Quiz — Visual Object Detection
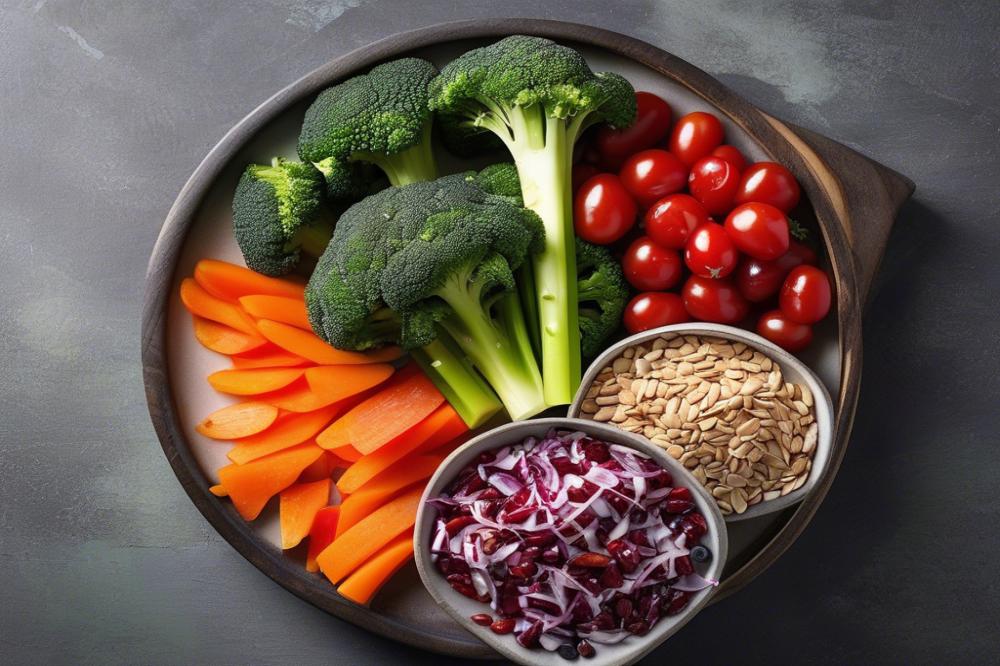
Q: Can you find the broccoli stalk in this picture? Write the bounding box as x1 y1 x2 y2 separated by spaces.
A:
430 36 636 406
410 336 502 428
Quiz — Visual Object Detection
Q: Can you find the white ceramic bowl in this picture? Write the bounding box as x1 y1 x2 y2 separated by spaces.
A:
567 324 834 522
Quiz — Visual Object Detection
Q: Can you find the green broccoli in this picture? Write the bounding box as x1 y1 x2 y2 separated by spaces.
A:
306 173 546 421
429 35 636 406
231 157 330 276
297 58 439 199
575 238 628 358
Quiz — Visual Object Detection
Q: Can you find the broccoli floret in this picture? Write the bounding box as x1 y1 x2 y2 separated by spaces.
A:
575 238 628 358
429 36 636 406
468 162 523 200
298 58 439 198
232 157 330 276
306 173 546 420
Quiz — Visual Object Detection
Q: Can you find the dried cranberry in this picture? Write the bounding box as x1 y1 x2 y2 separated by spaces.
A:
665 590 692 615
571 597 594 623
521 546 542 561
668 486 693 502
552 456 583 476
664 497 695 514
606 538 641 573
528 596 561 614
444 515 477 536
566 485 590 503
446 574 479 599
600 562 624 588
628 529 650 547
637 593 654 618
648 470 673 489
508 562 537 579
606 494 631 515
675 555 694 576
490 618 515 634
626 620 650 636
569 552 611 568
582 439 611 462
581 577 603 595
614 597 634 620
599 459 624 473
524 532 556 548
682 513 708 540
541 547 561 564
577 639 596 658
516 620 543 648
502 505 537 523
470 613 493 626
593 611 615 630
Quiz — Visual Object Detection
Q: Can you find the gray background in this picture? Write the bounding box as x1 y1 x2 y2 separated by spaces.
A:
2 0 998 664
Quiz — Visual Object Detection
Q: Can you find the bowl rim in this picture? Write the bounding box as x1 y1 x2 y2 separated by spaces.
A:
567 323 834 522
413 417 729 666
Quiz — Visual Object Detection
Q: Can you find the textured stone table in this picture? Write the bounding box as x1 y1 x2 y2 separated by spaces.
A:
2 1 997 663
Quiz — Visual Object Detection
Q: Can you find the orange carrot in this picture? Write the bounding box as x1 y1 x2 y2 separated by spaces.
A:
194 259 305 301
331 444 362 462
317 371 445 454
279 479 332 549
239 295 311 329
336 404 464 495
337 532 414 605
230 347 309 369
316 486 422 584
217 443 323 520
298 452 338 483
180 278 261 336
255 319 402 366
305 364 395 401
337 455 444 536
195 402 279 440
209 484 228 497
228 406 341 465
193 316 267 355
207 367 304 395
306 506 340 573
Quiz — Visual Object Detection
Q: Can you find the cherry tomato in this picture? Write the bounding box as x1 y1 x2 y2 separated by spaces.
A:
574 173 637 245
687 156 741 215
724 202 790 260
735 162 801 213
735 239 818 302
643 193 711 250
711 144 746 171
624 292 689 334
618 149 687 208
669 112 725 166
779 265 832 324
757 310 814 352
573 163 601 193
681 275 749 324
684 222 738 279
596 92 673 169
622 237 683 291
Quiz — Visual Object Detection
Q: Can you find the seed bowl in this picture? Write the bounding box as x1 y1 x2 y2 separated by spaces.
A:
413 417 728 666
568 324 834 522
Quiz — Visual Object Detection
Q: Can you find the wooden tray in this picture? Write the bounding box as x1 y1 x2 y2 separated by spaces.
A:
141 19 913 659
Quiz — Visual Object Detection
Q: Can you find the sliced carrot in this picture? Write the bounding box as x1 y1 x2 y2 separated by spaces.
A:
193 316 267 355
337 532 414 605
209 484 228 497
305 364 395 401
239 295 311 329
217 443 323 520
279 479 332 549
331 444 362 462
337 455 444 536
299 452 338 483
230 347 309 369
256 319 402 366
317 371 445 454
336 404 464 495
194 259 305 301
181 278 262 337
195 401 279 440
306 506 340 573
316 486 422 584
207 367 304 396
228 406 341 465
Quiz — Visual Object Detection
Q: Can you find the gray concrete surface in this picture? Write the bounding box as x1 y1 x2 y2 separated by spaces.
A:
2 1 998 664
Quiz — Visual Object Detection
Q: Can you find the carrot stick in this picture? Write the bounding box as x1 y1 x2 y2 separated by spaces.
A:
316 486 422 584
217 443 324 520
255 319 402 366
317 371 445 454
209 484 228 497
337 532 414 605
330 444 362 462
279 479 332 549
298 452 338 483
180 278 261 336
228 406 341 465
337 455 444 536
336 404 464 495
230 347 309 369
207 367 304 395
195 401 279 440
306 506 340 573
193 316 267 355
305 364 395 401
239 295 311 330
194 259 305 301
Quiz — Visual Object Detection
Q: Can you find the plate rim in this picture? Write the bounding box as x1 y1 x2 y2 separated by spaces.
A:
141 17 861 658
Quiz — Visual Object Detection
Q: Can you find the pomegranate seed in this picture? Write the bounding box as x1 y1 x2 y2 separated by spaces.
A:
607 494 630 514
682 513 708 540
569 552 611 568
527 597 561 614
614 597 634 620
664 498 695 514
571 598 594 623
668 486 693 501
516 620 543 648
593 611 615 630
626 620 650 636
628 529 650 547
524 532 556 548
577 639 596 658
508 562 537 579
470 613 493 626
490 618 515 634
600 562 624 588
675 555 694 576
606 538 641 573
665 590 692 615
582 440 611 462
444 515 476 536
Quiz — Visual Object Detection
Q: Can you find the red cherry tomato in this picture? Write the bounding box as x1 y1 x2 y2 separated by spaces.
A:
757 310 814 352
779 265 832 324
596 92 673 169
735 239 818 302
574 173 637 245
687 156 741 216
572 163 601 193
618 149 687 208
724 202 790 260
621 237 683 291
684 222 738 279
711 144 746 171
643 193 711 250
669 112 725 166
735 162 801 213
681 275 749 324
624 292 689 334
